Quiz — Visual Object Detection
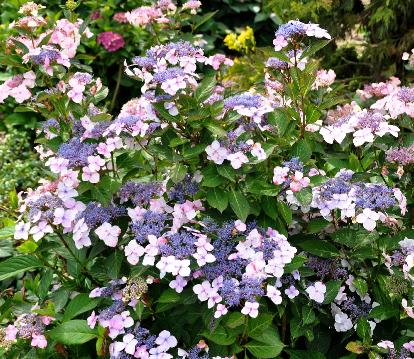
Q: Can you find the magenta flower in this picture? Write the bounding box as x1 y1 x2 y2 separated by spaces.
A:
96 31 125 52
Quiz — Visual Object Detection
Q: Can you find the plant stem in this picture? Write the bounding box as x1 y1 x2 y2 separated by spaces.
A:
110 63 123 112
53 227 100 286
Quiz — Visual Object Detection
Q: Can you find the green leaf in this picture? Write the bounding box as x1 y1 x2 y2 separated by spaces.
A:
224 312 245 329
207 188 228 213
205 121 227 137
195 73 216 101
202 326 236 345
294 187 313 206
217 165 236 182
277 202 292 225
90 176 121 206
94 87 109 103
0 226 15 240
194 11 218 30
284 255 307 273
302 306 316 325
298 240 340 258
268 109 291 136
322 280 342 304
38 269 53 300
353 278 368 297
248 313 273 337
49 320 97 345
286 350 326 359
300 39 331 59
157 289 181 303
229 190 250 221
245 340 284 358
307 218 330 233
369 305 399 321
356 317 371 342
261 197 278 220
249 327 281 345
171 163 188 183
63 294 100 321
0 255 42 281
291 140 312 163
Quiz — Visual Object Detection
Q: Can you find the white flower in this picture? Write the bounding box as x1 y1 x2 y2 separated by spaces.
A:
356 208 380 231
334 312 353 332
353 128 374 147
155 330 178 351
306 282 326 303
14 222 30 240
241 301 259 318
266 285 282 305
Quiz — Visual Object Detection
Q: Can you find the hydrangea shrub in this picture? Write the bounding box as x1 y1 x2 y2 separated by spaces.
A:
1 2 414 359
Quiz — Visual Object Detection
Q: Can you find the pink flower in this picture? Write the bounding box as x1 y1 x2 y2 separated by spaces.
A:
227 151 249 169
241 301 259 318
31 334 47 349
87 311 97 328
235 220 246 232
289 172 310 192
205 141 229 165
273 166 289 185
214 304 228 318
124 240 145 265
97 32 125 52
356 208 380 231
82 166 100 183
404 341 414 352
273 35 288 51
95 222 121 247
5 325 18 341
205 54 233 70
169 275 188 293
377 340 394 350
113 12 128 23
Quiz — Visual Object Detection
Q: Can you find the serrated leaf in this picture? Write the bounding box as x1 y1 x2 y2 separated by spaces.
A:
298 240 340 258
369 305 399 321
302 306 316 325
245 340 284 358
322 280 342 304
195 73 216 101
0 255 42 281
248 313 273 336
224 312 245 329
291 139 312 163
207 188 228 212
356 317 371 342
229 190 250 222
294 187 313 206
49 320 97 344
277 202 292 224
202 326 236 345
63 294 100 321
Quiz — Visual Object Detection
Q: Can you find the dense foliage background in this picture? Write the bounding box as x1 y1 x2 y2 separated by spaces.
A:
1 1 414 359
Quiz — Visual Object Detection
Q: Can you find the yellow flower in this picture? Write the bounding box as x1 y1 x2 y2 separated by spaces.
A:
224 27 256 54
